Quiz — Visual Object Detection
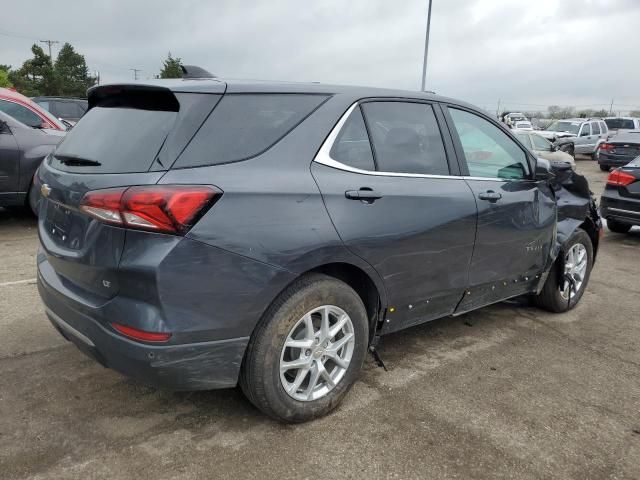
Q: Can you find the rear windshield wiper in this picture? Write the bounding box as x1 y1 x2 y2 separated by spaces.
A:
55 155 102 167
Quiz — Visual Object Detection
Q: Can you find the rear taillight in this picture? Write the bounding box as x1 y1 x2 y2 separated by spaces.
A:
111 322 171 342
599 143 614 152
606 169 636 187
80 185 221 234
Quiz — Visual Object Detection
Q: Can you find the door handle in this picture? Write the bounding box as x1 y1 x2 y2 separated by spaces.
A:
478 190 502 203
345 188 383 201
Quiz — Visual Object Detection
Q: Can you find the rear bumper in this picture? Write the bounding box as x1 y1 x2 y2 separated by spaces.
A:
600 195 640 226
598 152 636 168
38 265 249 391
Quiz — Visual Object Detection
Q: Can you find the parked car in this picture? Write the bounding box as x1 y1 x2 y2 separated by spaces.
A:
540 118 608 157
600 157 640 233
514 120 533 131
597 131 640 171
36 78 601 423
0 88 67 132
604 117 640 137
501 112 528 128
514 130 575 167
32 96 88 124
0 111 65 209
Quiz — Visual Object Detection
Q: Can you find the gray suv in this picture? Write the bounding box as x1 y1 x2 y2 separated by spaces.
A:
35 77 602 422
540 118 609 157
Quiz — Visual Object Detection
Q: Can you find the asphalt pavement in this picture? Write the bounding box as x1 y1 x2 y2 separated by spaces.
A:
1 159 638 480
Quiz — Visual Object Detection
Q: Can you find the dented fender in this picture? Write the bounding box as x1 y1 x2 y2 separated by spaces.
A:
544 165 601 284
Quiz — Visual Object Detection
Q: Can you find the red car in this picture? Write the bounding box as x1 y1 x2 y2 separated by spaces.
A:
0 87 67 131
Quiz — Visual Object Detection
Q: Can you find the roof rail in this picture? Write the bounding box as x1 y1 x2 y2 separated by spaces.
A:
180 65 216 79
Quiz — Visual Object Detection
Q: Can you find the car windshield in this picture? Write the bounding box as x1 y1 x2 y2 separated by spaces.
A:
627 156 640 167
605 118 635 130
547 121 580 134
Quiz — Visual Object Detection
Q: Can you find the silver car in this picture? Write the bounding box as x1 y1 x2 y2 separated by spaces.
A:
514 130 575 167
540 118 608 157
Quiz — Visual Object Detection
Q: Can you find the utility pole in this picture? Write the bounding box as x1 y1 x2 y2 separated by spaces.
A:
609 99 614 116
95 70 100 85
129 68 141 81
420 0 433 91
39 39 60 66
496 99 501 119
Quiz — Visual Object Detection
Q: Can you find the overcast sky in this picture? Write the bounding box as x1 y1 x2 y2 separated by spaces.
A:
2 0 639 113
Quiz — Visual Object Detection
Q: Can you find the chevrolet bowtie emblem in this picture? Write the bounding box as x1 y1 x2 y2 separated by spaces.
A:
41 184 51 198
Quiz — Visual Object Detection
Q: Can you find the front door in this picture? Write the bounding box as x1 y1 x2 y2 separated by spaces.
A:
574 122 594 154
312 100 477 332
445 106 557 313
0 125 19 201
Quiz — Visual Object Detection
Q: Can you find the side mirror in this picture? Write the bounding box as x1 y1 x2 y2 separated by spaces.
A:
0 120 10 134
535 158 555 180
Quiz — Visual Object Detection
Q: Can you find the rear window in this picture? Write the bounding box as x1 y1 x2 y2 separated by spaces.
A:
605 118 635 130
52 107 178 173
174 94 328 168
51 89 221 174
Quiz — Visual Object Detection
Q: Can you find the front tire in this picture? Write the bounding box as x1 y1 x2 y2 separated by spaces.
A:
535 229 593 312
240 274 368 423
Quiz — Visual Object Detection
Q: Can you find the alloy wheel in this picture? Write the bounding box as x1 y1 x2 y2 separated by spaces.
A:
279 305 355 401
559 243 588 300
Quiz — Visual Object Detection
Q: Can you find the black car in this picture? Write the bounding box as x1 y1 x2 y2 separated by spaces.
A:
600 157 640 233
32 96 88 124
0 111 65 209
35 77 601 422
597 131 640 171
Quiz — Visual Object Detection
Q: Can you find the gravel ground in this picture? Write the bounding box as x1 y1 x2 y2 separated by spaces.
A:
0 158 638 480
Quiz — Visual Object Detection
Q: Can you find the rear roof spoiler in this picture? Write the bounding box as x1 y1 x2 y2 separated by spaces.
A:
181 65 216 79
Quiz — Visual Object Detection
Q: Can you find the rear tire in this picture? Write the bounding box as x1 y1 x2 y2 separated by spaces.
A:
240 273 368 423
535 229 593 313
599 165 610 172
607 219 631 233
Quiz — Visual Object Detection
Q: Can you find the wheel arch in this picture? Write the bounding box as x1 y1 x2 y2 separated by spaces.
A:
306 262 385 338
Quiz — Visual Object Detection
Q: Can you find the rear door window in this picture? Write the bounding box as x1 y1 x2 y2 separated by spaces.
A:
591 122 601 135
532 134 551 151
448 108 530 180
175 94 328 168
329 107 375 171
515 133 532 149
360 101 449 175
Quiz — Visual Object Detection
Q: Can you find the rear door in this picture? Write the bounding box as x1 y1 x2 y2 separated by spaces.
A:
444 106 556 312
312 99 477 332
37 85 224 299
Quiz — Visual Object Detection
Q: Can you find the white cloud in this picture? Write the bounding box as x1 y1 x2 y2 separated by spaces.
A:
2 0 639 113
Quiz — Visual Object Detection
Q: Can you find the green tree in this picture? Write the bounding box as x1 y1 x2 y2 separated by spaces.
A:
159 52 182 79
0 69 12 88
8 44 57 96
54 43 96 97
629 110 640 118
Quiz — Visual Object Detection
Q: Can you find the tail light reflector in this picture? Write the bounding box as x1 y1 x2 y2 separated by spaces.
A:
111 322 171 342
80 185 221 234
606 169 636 187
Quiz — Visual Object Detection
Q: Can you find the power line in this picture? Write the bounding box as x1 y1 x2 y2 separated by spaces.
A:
0 28 144 74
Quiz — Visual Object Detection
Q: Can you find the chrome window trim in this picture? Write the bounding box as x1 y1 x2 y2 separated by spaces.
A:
313 101 513 182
